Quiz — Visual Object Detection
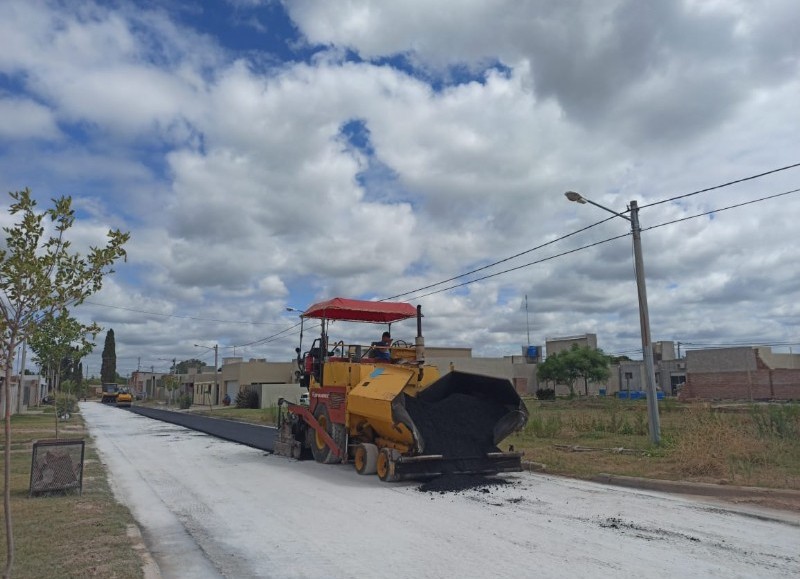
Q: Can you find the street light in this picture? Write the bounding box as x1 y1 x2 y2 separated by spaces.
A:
565 191 661 445
194 343 219 406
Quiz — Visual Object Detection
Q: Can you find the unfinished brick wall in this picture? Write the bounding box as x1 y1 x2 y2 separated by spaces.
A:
682 371 772 400
682 365 800 401
771 369 800 400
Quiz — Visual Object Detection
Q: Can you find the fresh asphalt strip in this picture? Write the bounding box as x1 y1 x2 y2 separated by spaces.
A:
128 406 277 452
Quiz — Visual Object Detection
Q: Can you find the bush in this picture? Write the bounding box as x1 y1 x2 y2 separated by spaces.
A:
55 393 77 417
177 394 192 409
236 388 260 409
535 388 555 400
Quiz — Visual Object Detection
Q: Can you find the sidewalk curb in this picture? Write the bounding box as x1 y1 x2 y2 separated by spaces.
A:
520 460 800 502
590 472 800 501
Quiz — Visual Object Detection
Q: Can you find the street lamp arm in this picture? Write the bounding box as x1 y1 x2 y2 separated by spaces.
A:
564 192 630 222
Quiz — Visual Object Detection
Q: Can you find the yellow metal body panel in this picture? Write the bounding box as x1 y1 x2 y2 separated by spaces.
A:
314 358 442 453
347 364 417 449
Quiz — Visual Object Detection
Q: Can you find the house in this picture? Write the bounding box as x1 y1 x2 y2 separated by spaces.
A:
0 374 48 415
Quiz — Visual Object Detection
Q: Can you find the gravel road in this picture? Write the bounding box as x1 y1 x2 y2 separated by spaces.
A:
82 402 800 579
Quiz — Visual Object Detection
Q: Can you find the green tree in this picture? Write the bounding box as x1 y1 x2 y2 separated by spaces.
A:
537 350 579 395
175 358 205 374
0 188 127 577
564 344 612 396
162 374 180 405
100 328 116 384
537 345 611 396
29 309 98 394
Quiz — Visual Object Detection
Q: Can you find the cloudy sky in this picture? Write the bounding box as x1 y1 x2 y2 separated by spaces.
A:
2 0 799 378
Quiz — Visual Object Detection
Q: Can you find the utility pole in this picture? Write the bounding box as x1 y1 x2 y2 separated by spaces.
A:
525 294 531 347
565 192 661 445
629 201 661 444
17 341 27 414
213 345 219 406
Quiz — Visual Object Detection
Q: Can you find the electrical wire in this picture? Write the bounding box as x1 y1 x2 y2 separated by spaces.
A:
643 187 800 231
639 162 800 209
400 232 631 301
389 185 800 302
82 168 800 359
225 183 800 348
156 180 800 354
383 214 619 301
82 300 286 326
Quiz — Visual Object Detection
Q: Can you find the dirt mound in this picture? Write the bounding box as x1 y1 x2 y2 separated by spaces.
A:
418 474 510 493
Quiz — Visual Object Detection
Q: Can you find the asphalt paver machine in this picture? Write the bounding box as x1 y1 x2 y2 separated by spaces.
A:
275 298 528 481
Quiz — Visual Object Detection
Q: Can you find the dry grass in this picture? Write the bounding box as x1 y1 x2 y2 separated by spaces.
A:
510 397 800 489
0 410 144 579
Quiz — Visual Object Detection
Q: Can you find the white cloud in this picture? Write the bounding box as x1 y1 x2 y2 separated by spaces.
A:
0 97 60 139
0 0 799 377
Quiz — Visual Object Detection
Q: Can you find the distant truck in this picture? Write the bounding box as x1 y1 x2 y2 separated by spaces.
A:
100 383 119 404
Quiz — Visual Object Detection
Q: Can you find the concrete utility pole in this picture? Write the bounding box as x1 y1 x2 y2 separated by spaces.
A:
565 192 661 445
17 341 27 414
629 201 661 444
194 343 220 406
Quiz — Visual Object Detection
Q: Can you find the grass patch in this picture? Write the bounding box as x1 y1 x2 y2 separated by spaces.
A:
0 412 143 579
510 398 800 489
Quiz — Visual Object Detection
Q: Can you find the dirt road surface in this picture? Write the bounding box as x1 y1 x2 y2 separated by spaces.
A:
81 402 800 579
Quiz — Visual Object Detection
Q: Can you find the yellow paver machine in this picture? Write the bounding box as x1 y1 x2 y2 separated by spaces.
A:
274 298 528 481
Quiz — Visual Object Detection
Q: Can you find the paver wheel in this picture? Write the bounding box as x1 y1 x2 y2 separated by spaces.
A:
354 443 379 475
377 447 399 482
309 404 346 464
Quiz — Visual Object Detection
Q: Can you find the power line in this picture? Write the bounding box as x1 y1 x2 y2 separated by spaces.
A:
229 184 800 348
383 214 619 301
193 179 800 351
640 162 800 209
393 185 800 302
402 232 631 301
229 319 323 349
644 187 800 232
82 300 286 326
384 163 800 303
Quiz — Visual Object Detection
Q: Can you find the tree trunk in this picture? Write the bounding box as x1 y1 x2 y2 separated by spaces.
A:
4 340 17 578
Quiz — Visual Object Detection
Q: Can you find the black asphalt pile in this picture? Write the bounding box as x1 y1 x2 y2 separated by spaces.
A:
418 474 510 494
403 392 508 457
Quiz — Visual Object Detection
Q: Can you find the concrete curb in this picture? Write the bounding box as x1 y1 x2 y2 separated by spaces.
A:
520 460 800 503
591 472 800 501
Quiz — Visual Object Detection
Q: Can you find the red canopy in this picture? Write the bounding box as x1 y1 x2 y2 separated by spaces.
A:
301 298 417 323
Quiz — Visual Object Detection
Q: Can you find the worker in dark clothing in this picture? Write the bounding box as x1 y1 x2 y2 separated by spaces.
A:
374 331 392 360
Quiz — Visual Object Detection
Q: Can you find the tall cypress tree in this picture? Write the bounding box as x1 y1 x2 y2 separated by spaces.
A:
100 329 116 384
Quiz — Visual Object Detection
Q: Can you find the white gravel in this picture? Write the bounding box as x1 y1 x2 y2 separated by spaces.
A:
81 402 800 579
